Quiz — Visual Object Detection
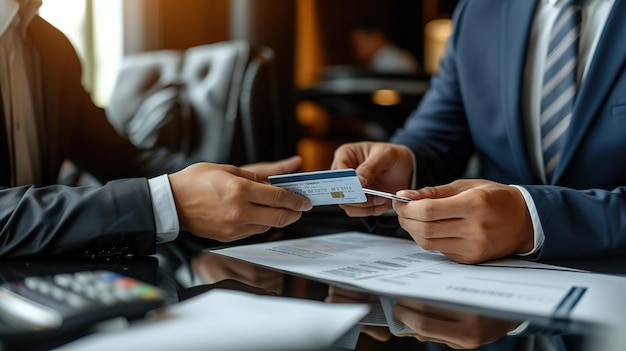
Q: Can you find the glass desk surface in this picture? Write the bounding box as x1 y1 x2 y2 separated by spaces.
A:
0 211 624 351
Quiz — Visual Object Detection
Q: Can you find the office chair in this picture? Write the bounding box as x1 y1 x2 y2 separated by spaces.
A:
105 40 268 165
106 50 183 151
238 46 282 164
61 40 283 186
179 40 250 164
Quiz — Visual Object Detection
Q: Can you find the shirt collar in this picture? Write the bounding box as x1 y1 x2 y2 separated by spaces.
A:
0 0 42 38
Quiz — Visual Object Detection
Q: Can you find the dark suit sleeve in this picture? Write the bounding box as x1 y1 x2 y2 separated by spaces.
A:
521 185 626 260
0 178 157 258
388 1 626 261
389 0 474 188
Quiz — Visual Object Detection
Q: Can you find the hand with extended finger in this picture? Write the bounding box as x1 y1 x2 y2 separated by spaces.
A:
392 179 534 264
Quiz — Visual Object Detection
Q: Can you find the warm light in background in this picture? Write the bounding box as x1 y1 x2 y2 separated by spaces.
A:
39 1 87 67
371 89 401 106
424 18 452 75
40 0 123 107
296 101 330 136
294 0 325 88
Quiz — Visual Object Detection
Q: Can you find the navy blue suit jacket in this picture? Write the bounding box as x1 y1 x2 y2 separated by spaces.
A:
391 0 626 260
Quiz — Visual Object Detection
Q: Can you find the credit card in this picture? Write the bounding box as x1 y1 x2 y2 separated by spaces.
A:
268 169 367 206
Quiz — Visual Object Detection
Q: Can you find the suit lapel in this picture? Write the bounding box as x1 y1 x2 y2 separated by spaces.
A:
501 0 539 182
27 17 54 184
553 1 626 182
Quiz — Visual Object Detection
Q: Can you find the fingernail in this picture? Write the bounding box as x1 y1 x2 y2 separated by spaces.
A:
301 202 313 211
396 190 412 198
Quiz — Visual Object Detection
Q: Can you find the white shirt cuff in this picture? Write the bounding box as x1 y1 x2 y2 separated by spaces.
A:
148 174 180 244
509 185 545 256
507 320 531 336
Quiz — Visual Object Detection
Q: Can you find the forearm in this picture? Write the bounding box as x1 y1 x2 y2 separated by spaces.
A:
521 185 626 260
0 179 157 258
68 109 191 181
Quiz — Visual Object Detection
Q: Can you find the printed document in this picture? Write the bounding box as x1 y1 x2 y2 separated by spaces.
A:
211 232 626 325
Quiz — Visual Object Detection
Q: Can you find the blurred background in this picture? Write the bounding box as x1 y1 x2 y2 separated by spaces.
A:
41 0 458 172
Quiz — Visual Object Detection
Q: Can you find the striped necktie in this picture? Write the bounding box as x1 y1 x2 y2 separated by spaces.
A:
540 0 583 179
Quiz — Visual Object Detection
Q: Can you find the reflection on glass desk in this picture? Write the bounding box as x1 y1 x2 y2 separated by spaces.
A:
0 212 625 350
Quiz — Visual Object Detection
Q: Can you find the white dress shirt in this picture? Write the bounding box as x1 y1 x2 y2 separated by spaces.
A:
521 0 614 184
0 0 42 186
515 0 615 255
149 175 180 243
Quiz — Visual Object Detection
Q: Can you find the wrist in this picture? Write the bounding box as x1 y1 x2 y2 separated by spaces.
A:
509 185 545 257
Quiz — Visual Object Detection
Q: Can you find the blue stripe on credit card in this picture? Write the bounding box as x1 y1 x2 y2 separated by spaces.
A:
268 169 358 184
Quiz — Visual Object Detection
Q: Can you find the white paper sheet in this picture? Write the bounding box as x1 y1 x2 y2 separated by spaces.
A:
211 231 626 325
55 289 369 351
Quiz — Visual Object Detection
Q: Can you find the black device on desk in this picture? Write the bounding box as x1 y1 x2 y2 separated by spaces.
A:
0 270 167 349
